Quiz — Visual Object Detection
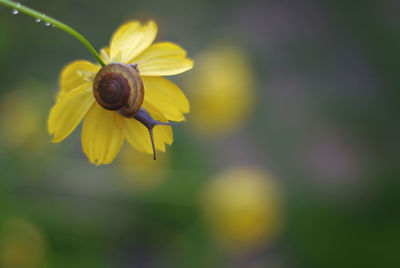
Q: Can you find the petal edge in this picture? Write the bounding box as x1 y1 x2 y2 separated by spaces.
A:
48 83 94 143
110 21 158 63
81 103 124 165
133 42 194 76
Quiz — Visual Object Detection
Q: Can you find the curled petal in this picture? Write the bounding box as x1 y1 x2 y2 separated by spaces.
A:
110 21 157 63
82 103 124 165
132 42 194 76
58 60 99 100
48 83 94 143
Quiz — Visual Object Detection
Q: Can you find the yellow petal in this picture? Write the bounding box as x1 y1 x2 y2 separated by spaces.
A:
116 113 168 155
58 60 99 100
141 76 189 122
143 97 184 123
110 21 157 63
48 83 94 143
81 103 124 165
142 76 190 114
100 47 110 64
132 42 194 76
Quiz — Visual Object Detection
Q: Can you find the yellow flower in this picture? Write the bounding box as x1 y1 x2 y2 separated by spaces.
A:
117 145 169 192
185 44 255 137
0 218 47 268
201 167 282 251
0 82 49 153
48 21 193 165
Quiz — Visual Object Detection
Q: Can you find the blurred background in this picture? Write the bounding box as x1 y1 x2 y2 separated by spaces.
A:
0 0 399 267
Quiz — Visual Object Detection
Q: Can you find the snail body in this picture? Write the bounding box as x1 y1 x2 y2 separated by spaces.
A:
92 63 180 160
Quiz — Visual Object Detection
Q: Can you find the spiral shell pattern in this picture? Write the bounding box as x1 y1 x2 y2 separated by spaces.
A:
93 63 144 117
97 72 129 110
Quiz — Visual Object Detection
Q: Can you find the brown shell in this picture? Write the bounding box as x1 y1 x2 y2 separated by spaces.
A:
93 63 144 117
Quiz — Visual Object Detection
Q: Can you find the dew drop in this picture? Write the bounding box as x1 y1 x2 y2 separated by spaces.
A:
16 3 21 7
35 18 41 23
12 9 19 15
51 24 55 28
45 22 50 26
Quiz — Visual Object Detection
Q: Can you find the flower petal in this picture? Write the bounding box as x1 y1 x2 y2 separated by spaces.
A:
142 101 173 145
143 97 184 123
48 83 94 143
100 47 111 64
110 21 157 63
58 60 99 100
141 79 186 122
142 76 190 114
132 42 194 76
116 113 168 155
81 103 124 165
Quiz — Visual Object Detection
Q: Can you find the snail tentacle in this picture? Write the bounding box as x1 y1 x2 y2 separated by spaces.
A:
133 107 182 160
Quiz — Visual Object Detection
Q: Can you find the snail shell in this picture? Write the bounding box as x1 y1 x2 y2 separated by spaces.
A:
93 63 144 117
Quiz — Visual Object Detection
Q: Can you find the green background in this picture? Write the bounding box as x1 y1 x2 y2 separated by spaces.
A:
0 0 399 267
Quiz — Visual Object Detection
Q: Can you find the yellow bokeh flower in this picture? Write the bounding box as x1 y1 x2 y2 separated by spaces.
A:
0 218 47 268
48 21 193 165
0 83 49 153
117 145 169 192
201 167 282 251
185 44 255 137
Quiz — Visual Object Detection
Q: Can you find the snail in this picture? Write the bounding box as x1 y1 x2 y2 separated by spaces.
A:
93 63 181 160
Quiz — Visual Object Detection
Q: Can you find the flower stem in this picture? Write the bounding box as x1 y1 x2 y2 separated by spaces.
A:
0 0 106 67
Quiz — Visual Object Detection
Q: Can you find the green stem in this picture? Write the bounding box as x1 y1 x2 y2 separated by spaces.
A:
0 0 106 67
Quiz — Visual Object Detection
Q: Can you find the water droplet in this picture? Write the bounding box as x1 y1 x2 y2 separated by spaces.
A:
51 25 55 28
12 9 19 15
45 22 50 26
16 3 21 7
35 18 41 23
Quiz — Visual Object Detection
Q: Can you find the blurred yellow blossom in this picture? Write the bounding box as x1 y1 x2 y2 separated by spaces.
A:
201 167 282 251
185 44 255 137
0 218 47 268
0 82 49 152
117 145 170 192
